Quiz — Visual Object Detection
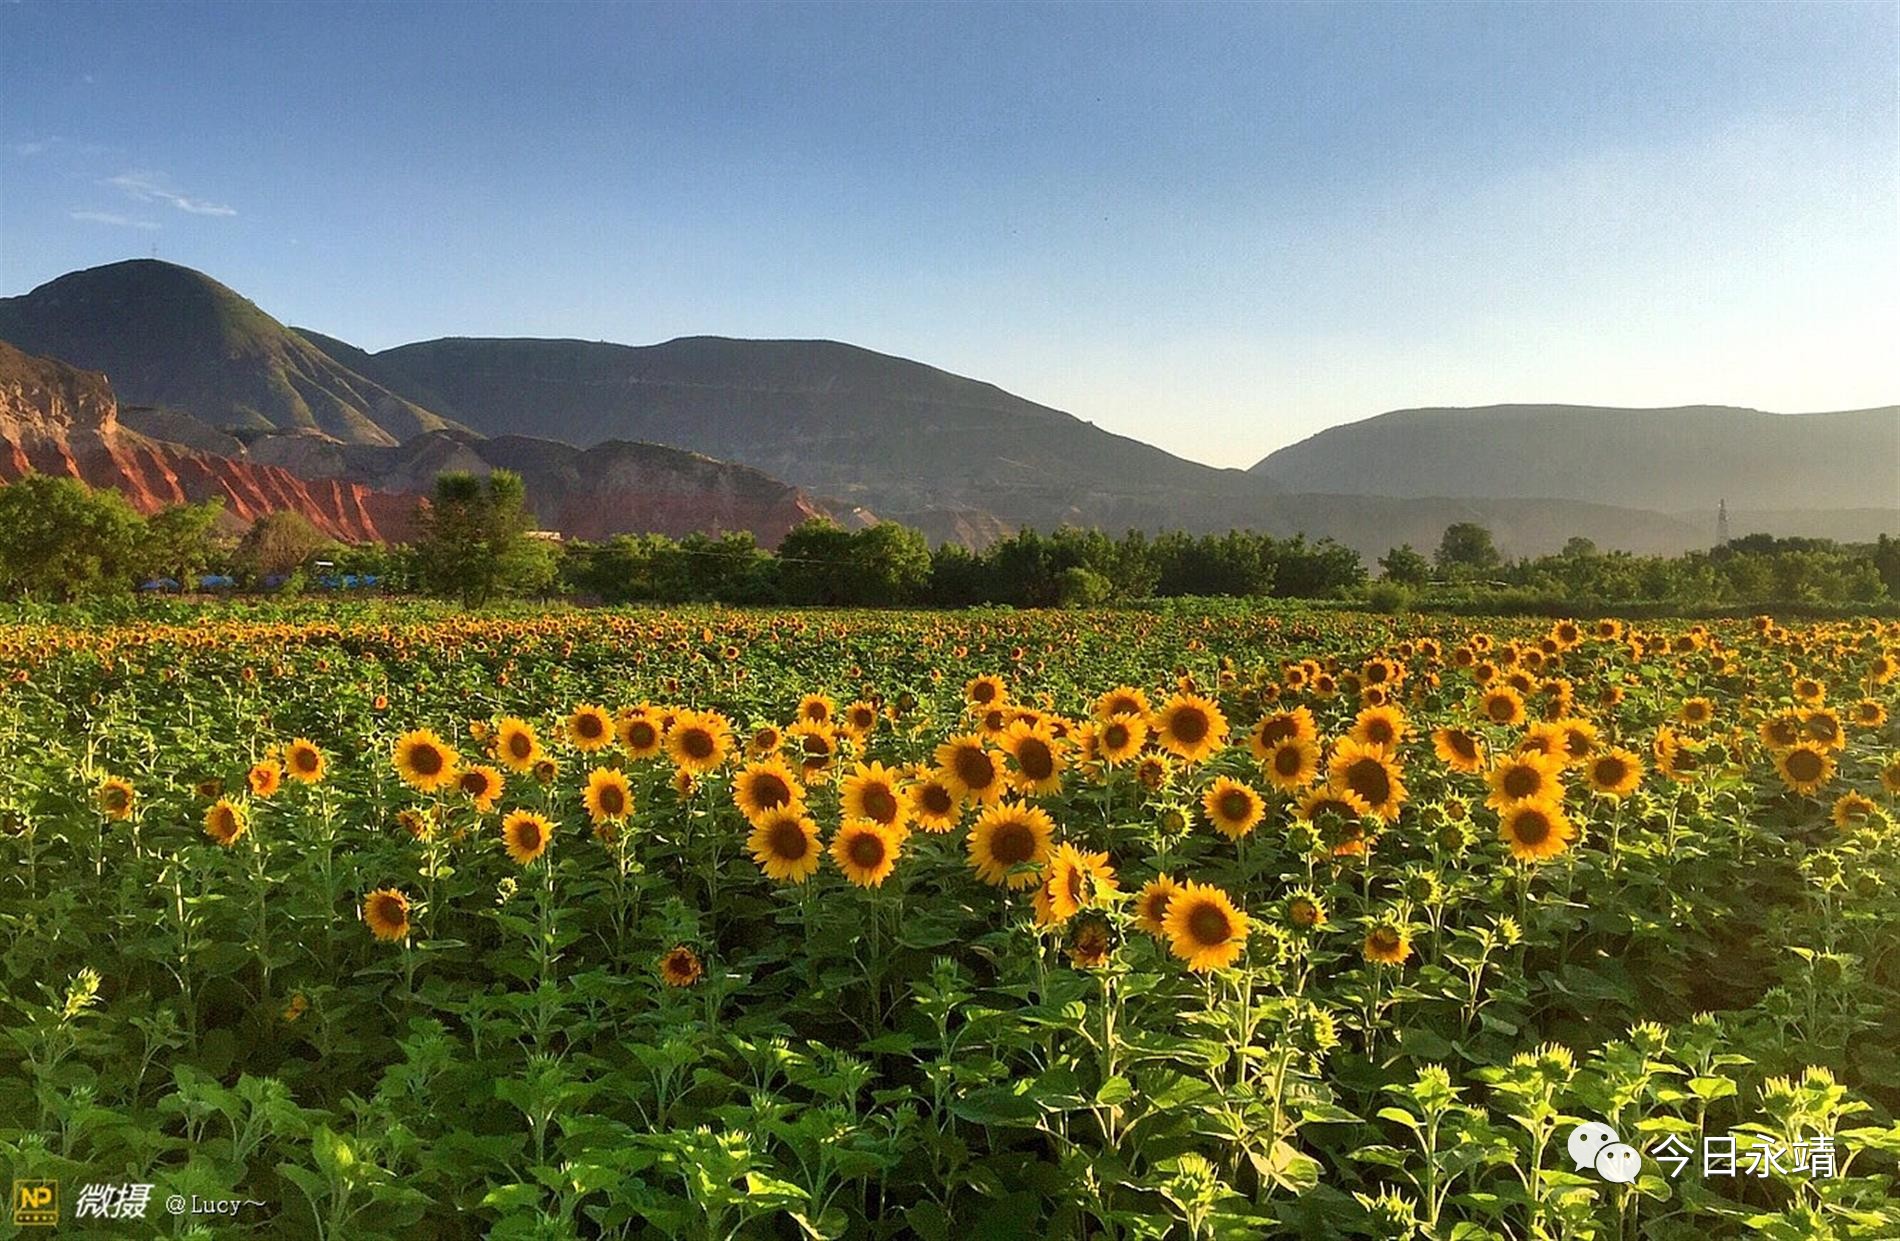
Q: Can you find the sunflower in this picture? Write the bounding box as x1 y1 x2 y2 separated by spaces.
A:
1247 706 1316 760
907 774 963 833
964 675 1008 709
1679 697 1716 728
1801 708 1846 752
1362 920 1413 965
1094 685 1150 722
1759 710 1804 750
841 761 909 830
1135 753 1173 791
1133 874 1181 938
1851 699 1888 730
1328 738 1407 822
1203 776 1266 840
204 798 248 847
394 729 458 791
194 777 225 800
1554 718 1600 766
1883 757 1900 797
1485 752 1565 811
1095 712 1149 765
501 809 553 866
458 764 505 811
966 801 1055 888
583 767 635 824
666 709 733 775
493 717 543 773
1001 721 1066 795
1153 693 1228 764
659 945 703 987
841 699 880 742
748 724 783 758
618 711 664 759
786 720 839 779
1774 743 1835 795
1499 799 1576 863
1350 705 1408 750
1832 791 1878 831
936 733 1005 804
97 776 135 821
747 809 824 883
1296 785 1372 825
1067 911 1114 968
1516 722 1565 760
1040 842 1118 923
734 758 804 826
1584 748 1644 798
567 704 615 752
1285 888 1327 933
1793 676 1826 705
248 759 283 799
1431 727 1487 774
797 693 837 727
832 819 901 887
284 738 325 784
1479 686 1526 727
363 888 411 942
1261 736 1321 791
1163 881 1249 972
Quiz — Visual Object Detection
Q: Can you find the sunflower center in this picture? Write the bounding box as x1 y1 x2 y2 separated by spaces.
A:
1449 731 1479 760
1104 724 1130 750
412 744 445 776
1106 695 1138 716
577 715 605 739
919 784 952 814
1365 721 1395 746
955 748 995 789
598 785 626 815
972 682 998 704
752 773 792 809
463 772 489 796
990 822 1034 864
1171 708 1209 744
1487 697 1516 723
1017 740 1054 781
862 784 899 823
1370 928 1400 954
1512 810 1552 845
1274 746 1304 776
507 734 532 760
1187 903 1232 946
628 722 657 748
1218 790 1251 821
848 832 886 868
1258 717 1295 746
1594 758 1628 785
1346 759 1391 806
1501 766 1541 800
767 819 809 860
1291 899 1318 927
1786 750 1822 781
681 729 715 760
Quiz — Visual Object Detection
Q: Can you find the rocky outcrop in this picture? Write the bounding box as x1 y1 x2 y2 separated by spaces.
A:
0 341 416 541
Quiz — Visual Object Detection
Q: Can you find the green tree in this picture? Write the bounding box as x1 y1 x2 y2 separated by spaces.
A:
237 511 336 581
0 474 147 600
141 499 227 585
1378 543 1432 586
1435 522 1502 577
414 470 556 606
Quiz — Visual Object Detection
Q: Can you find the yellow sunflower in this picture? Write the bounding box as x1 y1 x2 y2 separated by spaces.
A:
1133 874 1181 938
618 711 664 760
1285 889 1327 933
501 809 554 866
1095 712 1149 765
665 709 733 775
659 945 703 987
1774 743 1835 795
567 704 615 752
1882 756 1900 797
1584 748 1643 799
97 776 135 821
1479 686 1526 728
964 674 1008 709
458 764 505 811
1801 708 1845 752
1350 705 1408 750
583 767 635 824
1094 685 1150 722
831 819 901 887
1554 718 1600 766
284 738 325 784
966 800 1055 887
841 699 880 742
907 774 964 833
248 759 283 799
936 733 1006 804
1484 752 1565 811
363 888 411 942
1362 920 1413 965
1039 842 1118 924
1153 692 1229 764
796 693 837 727
1759 710 1804 751
1431 727 1487 774
1679 697 1716 728
203 798 247 847
1162 881 1249 972
1498 799 1575 863
1203 776 1266 840
747 809 824 883
1832 791 1878 831
748 723 783 758
1261 736 1321 791
734 758 805 826
1328 738 1407 822
840 761 909 830
493 716 543 773
1000 720 1066 795
1850 699 1888 730
786 720 839 779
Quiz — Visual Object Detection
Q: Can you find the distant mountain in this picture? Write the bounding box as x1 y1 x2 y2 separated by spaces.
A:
0 261 461 446
1251 404 1900 513
293 332 1287 541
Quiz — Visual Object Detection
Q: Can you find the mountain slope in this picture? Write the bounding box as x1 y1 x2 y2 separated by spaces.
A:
0 260 461 446
1251 404 1900 513
297 332 1285 534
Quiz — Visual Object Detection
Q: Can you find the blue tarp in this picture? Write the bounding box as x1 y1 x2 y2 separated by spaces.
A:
139 578 182 592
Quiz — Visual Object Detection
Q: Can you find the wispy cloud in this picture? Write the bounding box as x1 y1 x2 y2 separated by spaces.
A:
10 137 58 157
70 209 162 231
104 170 237 217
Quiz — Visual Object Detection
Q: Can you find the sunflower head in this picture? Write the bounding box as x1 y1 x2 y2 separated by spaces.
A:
493 717 543 773
583 767 634 824
97 776 135 821
1134 874 1181 938
659 945 704 988
831 819 901 888
203 798 248 847
567 704 614 752
284 738 325 783
966 801 1055 888
841 761 909 829
394 728 460 792
734 758 804 826
618 712 664 759
502 809 554 866
1499 799 1575 863
1362 919 1412 966
907 775 963 833
1163 880 1249 973
1203 776 1265 841
1154 692 1229 764
748 809 823 883
458 764 504 810
363 888 411 942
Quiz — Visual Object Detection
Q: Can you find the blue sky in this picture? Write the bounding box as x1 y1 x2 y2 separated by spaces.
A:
2 0 1893 466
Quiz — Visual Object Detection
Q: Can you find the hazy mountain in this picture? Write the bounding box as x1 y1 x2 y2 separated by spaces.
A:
1251 404 1900 513
0 260 462 446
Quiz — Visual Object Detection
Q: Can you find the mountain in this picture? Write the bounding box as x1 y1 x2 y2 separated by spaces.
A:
1250 404 1900 514
0 260 461 446
0 340 416 540
292 333 1288 541
248 429 848 546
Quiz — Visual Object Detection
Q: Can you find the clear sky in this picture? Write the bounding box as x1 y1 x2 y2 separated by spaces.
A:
2 0 1894 467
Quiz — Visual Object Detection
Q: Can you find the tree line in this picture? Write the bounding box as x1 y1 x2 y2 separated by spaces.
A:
1 472 1895 608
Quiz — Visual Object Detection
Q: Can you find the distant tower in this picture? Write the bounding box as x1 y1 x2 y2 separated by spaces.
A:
1717 498 1729 547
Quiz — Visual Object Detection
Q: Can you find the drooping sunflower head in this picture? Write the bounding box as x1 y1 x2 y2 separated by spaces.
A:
1203 776 1265 841
832 819 901 887
203 798 248 847
583 767 635 824
248 760 283 799
1041 842 1118 923
1163 880 1249 973
734 758 804 825
841 761 909 829
659 945 704 988
566 704 615 752
1498 799 1575 863
501 809 553 866
966 801 1055 888
97 776 136 821
1134 874 1181 938
747 809 823 883
1154 692 1229 764
284 738 325 784
363 888 411 942
493 717 542 773
1362 919 1412 966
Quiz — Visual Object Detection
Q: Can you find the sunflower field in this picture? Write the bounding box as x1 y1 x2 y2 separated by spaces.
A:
2 603 1897 1240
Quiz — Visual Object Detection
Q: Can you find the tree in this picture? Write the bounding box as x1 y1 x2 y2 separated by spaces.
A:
414 470 556 606
237 511 335 581
141 499 226 585
1377 544 1432 586
0 474 146 600
1436 522 1502 576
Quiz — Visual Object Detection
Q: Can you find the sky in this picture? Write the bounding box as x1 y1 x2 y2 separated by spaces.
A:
1 0 1894 468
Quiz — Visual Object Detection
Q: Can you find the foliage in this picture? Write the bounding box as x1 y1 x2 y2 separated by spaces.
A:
413 470 557 606
0 474 149 600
